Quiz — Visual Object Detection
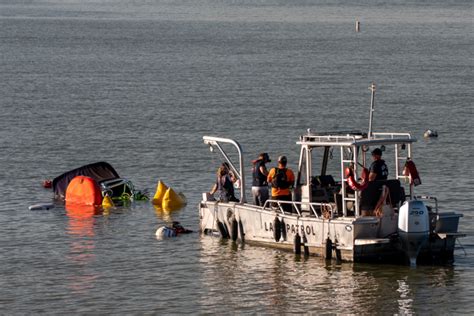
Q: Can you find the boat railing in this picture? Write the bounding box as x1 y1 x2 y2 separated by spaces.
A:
263 199 334 218
203 136 246 203
300 132 412 143
415 195 439 213
299 134 360 145
372 132 413 140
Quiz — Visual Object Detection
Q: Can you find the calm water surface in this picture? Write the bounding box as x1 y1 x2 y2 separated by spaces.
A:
1 0 473 314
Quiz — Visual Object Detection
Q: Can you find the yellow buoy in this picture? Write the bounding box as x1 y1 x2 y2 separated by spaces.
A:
162 187 186 211
102 194 114 208
152 180 168 205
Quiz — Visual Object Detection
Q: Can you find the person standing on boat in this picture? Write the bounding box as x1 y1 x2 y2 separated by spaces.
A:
267 156 295 212
368 148 388 181
251 153 271 206
210 163 238 202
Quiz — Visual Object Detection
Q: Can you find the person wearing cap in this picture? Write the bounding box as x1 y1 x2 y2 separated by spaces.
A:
369 148 388 181
267 155 295 212
251 153 271 206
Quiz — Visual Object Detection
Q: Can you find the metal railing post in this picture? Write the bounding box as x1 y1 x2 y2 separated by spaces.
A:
203 136 246 203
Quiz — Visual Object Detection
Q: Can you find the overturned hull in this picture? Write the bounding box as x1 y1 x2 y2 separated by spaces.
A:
199 201 463 265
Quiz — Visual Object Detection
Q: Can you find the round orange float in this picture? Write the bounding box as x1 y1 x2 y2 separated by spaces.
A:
65 176 103 206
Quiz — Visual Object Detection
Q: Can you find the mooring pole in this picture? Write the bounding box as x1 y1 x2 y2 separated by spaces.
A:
368 82 376 139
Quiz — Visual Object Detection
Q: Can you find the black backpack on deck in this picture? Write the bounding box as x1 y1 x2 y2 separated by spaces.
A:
272 168 289 189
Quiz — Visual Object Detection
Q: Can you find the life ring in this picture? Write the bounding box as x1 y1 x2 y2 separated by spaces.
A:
403 159 422 186
345 167 369 191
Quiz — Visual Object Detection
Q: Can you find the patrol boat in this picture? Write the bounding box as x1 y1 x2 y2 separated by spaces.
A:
199 84 464 265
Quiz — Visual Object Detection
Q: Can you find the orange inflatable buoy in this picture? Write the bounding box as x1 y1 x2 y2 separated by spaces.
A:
345 167 369 191
65 176 103 206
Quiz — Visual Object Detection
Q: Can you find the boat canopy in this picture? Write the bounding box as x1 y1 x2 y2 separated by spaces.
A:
53 161 120 199
295 130 418 217
297 131 416 148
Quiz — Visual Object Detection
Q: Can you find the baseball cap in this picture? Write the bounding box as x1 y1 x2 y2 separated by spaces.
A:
372 148 382 156
260 153 271 162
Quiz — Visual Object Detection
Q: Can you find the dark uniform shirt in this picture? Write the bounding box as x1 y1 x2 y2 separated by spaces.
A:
369 159 388 181
252 160 268 186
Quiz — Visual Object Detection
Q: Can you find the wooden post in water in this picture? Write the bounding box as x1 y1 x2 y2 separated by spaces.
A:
355 20 360 32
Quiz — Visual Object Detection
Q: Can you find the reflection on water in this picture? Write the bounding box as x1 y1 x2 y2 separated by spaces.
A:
66 204 101 237
397 278 413 314
65 204 101 294
153 204 186 223
198 236 460 314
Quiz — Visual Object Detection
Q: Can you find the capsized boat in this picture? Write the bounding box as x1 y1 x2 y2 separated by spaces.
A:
199 84 465 266
52 161 147 205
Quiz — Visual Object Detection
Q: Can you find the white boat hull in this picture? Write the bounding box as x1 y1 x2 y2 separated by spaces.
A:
199 201 463 264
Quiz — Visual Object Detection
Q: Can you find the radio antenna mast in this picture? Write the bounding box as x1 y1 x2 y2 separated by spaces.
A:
368 82 376 139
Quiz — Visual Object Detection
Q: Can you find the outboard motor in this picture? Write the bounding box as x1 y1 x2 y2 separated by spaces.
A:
398 200 430 266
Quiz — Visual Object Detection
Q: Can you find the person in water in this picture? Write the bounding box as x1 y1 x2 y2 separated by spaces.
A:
210 162 238 202
369 148 388 181
155 221 193 239
267 155 295 213
251 153 271 206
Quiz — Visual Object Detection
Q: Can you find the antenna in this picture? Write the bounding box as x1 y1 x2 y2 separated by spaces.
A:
368 82 376 139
